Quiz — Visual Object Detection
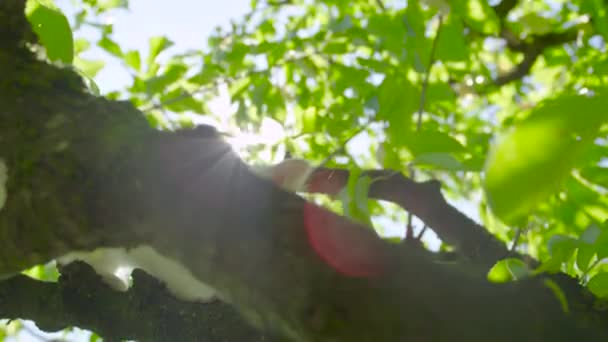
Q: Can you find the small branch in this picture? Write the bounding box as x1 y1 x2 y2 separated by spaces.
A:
493 47 541 86
416 225 429 241
318 120 374 168
489 26 580 87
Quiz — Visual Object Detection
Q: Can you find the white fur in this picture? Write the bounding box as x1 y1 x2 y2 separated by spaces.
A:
58 246 216 302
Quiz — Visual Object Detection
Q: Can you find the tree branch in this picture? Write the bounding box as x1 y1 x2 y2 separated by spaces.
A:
492 0 519 21
305 168 509 268
0 263 270 341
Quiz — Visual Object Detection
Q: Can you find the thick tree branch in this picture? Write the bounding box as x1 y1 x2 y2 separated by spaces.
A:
305 168 509 268
0 262 269 341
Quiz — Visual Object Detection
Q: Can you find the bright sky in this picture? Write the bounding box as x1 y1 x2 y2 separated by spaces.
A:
58 0 251 93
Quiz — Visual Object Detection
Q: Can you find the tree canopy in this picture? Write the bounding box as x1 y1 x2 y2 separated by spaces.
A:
2 0 608 340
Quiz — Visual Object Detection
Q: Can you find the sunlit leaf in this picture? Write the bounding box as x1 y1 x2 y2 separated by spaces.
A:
488 258 530 283
519 13 555 35
26 0 74 63
340 169 373 227
74 38 91 55
436 16 468 61
98 36 123 57
378 73 418 144
124 50 141 71
147 36 174 65
580 166 608 188
453 0 499 34
145 62 188 95
74 58 105 78
484 94 608 224
97 0 128 11
403 131 467 156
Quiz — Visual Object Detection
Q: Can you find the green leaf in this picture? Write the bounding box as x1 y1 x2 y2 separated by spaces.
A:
98 36 123 57
483 94 608 224
147 36 174 65
144 62 188 95
576 244 595 273
378 73 418 144
576 224 604 273
453 0 500 34
324 40 349 54
547 234 578 264
588 272 608 298
97 0 128 11
74 58 105 78
328 15 354 33
90 332 102 342
74 38 91 55
519 13 555 35
297 107 317 133
159 88 205 113
26 0 74 63
377 142 402 169
403 131 466 156
436 16 468 61
22 263 59 282
414 153 468 171
229 77 251 100
340 169 373 227
584 0 608 40
124 50 141 71
580 166 608 188
488 258 530 283
85 77 101 95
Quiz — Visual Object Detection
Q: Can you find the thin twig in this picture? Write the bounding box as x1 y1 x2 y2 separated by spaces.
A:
318 120 373 168
406 15 444 240
416 15 443 130
416 225 429 240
